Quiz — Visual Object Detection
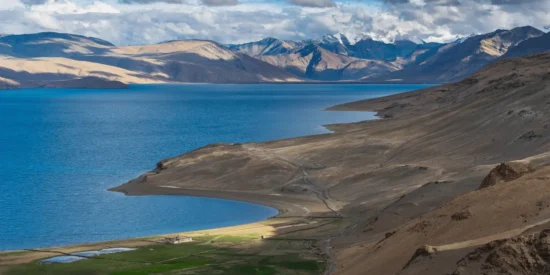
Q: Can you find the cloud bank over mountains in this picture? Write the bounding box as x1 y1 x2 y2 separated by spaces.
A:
1 0 549 46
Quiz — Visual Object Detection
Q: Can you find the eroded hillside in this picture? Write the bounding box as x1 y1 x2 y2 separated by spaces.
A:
113 52 550 274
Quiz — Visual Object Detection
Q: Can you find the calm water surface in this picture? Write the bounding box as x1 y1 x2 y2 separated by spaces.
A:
0 84 430 251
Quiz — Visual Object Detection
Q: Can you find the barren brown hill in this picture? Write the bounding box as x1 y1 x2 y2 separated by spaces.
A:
0 33 301 87
113 52 550 274
258 43 400 81
0 57 162 88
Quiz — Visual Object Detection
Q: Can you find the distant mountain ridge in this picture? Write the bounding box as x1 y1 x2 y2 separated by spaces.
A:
501 32 550 59
230 26 547 83
371 26 546 83
0 33 300 89
0 26 548 88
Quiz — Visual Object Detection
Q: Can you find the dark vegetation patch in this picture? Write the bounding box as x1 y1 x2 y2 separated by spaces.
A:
451 209 472 221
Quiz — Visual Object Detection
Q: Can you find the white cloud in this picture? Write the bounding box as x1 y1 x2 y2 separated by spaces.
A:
29 0 120 14
0 0 548 45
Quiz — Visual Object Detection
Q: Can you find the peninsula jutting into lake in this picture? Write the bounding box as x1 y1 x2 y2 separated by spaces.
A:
1 84 426 251
2 0 550 274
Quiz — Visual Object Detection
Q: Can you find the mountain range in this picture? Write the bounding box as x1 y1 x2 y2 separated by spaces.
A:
0 26 549 88
0 32 299 88
230 26 548 83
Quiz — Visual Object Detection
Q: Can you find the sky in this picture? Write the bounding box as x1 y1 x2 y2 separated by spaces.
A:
0 0 549 46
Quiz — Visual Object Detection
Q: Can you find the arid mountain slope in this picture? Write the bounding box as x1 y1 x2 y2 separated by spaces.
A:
231 35 434 81
228 37 304 57
0 33 300 87
0 32 113 58
374 26 545 83
0 76 18 89
114 52 550 274
120 40 301 83
1 27 547 86
0 57 162 86
502 32 550 59
258 43 400 80
232 26 545 83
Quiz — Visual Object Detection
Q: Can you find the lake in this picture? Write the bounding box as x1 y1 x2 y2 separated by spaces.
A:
0 84 429 251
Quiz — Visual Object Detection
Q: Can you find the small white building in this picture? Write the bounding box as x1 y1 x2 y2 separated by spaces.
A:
165 235 192 244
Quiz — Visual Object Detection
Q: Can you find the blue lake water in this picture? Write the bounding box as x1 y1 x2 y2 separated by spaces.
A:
0 84 429 251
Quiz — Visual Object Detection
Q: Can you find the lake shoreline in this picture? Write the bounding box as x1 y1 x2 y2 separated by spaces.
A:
2 83 420 256
5 84 429 253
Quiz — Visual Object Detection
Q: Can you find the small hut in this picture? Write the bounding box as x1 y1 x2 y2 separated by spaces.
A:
164 235 193 244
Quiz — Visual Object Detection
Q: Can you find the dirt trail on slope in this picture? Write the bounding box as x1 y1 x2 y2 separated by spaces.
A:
113 53 550 274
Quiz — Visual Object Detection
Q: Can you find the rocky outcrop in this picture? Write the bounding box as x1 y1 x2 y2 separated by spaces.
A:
403 245 439 270
479 162 535 189
451 229 550 275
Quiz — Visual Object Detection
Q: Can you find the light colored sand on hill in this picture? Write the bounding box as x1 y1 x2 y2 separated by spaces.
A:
112 40 236 60
0 34 302 85
0 76 18 86
0 57 165 85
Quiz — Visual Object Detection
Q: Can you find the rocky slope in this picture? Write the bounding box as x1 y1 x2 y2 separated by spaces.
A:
258 43 399 80
113 51 550 274
449 229 550 275
502 32 550 59
374 26 545 83
231 35 439 81
228 37 305 57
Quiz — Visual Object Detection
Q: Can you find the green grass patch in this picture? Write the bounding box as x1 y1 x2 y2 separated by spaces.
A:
259 255 321 271
4 243 215 275
105 243 211 262
6 258 137 275
226 264 277 275
111 260 209 275
6 258 209 275
274 260 320 271
193 234 258 243
4 239 323 275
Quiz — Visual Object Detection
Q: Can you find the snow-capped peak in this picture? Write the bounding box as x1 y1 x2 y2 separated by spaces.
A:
396 36 425 45
455 33 477 43
318 33 348 45
344 33 371 45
